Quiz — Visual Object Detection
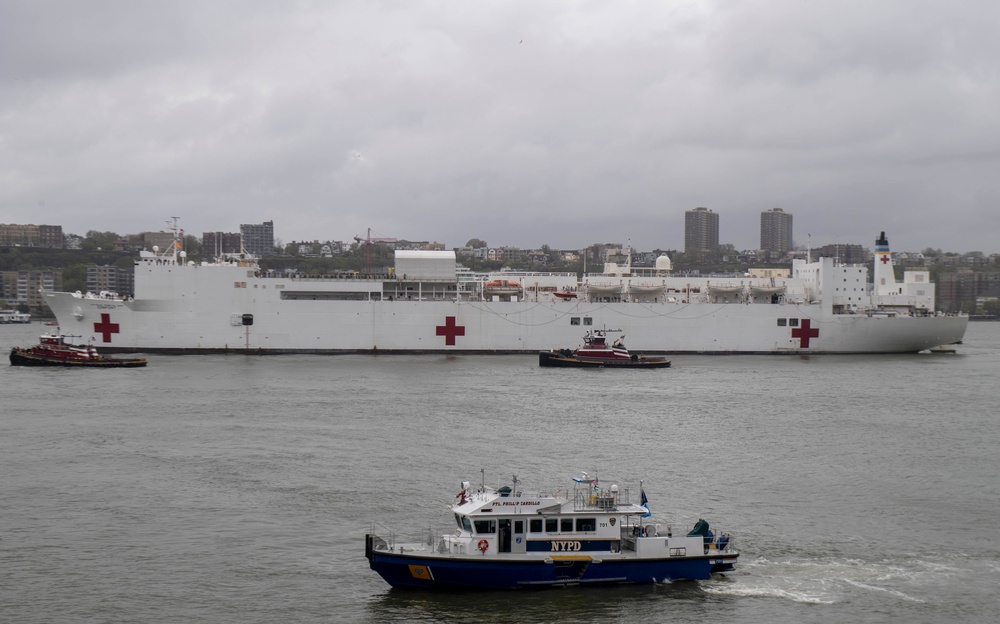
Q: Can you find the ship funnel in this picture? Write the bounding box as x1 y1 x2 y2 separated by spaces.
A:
874 231 896 295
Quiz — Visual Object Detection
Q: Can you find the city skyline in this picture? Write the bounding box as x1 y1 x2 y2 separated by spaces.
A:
2 217 995 257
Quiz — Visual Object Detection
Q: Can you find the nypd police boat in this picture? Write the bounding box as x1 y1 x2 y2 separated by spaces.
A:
365 472 737 589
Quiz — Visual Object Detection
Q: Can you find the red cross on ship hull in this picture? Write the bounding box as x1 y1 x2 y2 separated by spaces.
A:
791 319 819 348
94 313 120 343
436 316 466 346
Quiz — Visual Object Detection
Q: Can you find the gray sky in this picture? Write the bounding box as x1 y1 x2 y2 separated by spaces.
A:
3 0 999 254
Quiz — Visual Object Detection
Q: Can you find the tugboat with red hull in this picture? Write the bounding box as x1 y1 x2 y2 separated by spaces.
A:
539 330 671 368
10 332 147 368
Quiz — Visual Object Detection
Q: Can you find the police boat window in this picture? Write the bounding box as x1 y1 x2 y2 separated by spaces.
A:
474 519 496 534
560 518 573 532
545 518 558 533
461 516 473 532
576 518 596 532
530 519 543 533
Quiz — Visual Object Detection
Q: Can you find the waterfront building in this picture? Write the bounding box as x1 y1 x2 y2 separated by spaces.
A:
1 270 63 308
241 221 275 257
0 223 64 248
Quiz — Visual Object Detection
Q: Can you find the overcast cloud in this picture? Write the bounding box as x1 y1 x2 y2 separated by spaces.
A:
2 0 999 253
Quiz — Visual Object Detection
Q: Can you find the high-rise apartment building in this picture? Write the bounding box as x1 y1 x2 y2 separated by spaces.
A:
684 207 719 254
760 208 793 258
240 221 274 257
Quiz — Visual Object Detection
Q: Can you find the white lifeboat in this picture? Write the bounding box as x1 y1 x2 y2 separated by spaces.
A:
750 285 786 296
587 283 622 296
483 280 522 296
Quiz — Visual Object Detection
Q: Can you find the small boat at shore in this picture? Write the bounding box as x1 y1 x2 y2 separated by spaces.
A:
538 330 671 368
10 332 147 368
365 472 737 589
0 309 31 324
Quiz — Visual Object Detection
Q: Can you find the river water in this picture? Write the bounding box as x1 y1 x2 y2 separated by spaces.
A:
2 322 998 623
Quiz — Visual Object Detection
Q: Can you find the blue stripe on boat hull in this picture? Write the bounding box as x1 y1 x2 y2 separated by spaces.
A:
367 551 724 589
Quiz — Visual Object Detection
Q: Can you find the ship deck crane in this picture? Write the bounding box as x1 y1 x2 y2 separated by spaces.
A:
354 228 398 275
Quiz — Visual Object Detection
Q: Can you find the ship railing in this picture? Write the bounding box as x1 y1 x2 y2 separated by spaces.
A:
708 531 736 554
79 291 130 301
367 522 396 551
487 271 577 278
286 272 388 281
572 486 630 511
686 526 737 554
371 523 467 554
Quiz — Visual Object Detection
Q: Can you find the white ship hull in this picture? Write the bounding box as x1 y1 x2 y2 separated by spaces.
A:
43 289 966 355
41 230 968 355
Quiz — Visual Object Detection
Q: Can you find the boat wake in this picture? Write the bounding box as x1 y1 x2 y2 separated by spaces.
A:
700 554 965 605
840 578 923 602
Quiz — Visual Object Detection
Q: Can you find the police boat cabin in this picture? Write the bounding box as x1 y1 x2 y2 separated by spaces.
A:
365 473 738 589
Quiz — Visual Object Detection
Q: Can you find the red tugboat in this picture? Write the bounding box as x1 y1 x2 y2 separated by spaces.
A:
538 329 671 368
10 332 147 368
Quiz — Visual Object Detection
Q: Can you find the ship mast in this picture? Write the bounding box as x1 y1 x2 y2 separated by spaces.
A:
165 216 182 263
